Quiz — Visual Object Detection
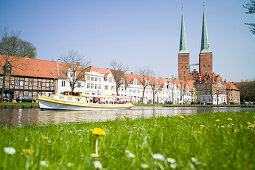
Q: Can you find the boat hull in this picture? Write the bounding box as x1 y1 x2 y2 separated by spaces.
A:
38 96 133 111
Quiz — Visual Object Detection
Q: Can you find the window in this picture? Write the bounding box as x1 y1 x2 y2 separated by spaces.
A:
19 91 24 97
105 85 108 90
91 83 94 89
28 91 33 97
77 82 81 88
15 80 19 86
87 76 90 81
38 81 42 88
108 77 113 82
98 84 101 89
20 80 24 87
46 82 50 88
62 81 65 87
29 81 33 87
95 77 98 82
99 78 101 82
91 77 94 81
95 84 98 89
111 86 114 91
0 78 2 86
87 83 90 89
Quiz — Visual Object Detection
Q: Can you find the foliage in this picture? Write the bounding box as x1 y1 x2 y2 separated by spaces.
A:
236 81 255 101
1 111 255 169
244 0 255 34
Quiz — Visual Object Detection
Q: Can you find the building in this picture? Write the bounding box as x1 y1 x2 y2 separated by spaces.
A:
226 83 240 104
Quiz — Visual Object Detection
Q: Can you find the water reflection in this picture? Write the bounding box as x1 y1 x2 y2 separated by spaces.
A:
1 107 255 127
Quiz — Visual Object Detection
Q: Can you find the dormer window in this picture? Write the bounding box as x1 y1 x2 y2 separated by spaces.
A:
4 63 12 74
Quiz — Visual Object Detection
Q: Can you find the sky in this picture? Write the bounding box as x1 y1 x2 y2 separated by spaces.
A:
0 0 254 82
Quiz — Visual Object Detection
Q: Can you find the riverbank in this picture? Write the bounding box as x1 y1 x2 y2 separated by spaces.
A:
134 103 255 107
1 111 255 169
0 102 39 109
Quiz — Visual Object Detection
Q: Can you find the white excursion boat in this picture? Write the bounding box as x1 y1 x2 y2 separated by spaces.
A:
38 92 134 110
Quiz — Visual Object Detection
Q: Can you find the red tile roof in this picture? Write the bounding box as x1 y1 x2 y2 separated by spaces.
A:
226 82 239 91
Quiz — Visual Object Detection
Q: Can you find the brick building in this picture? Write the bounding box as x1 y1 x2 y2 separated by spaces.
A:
226 83 240 104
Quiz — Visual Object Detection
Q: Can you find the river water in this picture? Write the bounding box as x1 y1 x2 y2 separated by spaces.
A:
1 107 255 127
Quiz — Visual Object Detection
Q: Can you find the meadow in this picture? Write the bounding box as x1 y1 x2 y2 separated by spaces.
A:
1 111 255 169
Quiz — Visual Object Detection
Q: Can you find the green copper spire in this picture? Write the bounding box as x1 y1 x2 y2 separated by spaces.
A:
179 11 189 54
200 9 211 53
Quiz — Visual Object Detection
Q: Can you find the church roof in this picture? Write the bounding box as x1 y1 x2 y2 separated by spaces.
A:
200 9 212 53
179 11 189 54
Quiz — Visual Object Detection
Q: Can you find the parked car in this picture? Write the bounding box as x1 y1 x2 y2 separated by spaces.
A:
16 97 36 103
0 97 9 102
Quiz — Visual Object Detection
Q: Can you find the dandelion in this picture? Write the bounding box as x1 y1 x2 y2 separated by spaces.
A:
42 136 48 140
179 116 185 119
93 161 102 169
191 157 200 165
40 161 48 167
153 153 164 161
91 153 99 157
248 124 254 129
215 119 220 122
121 117 125 120
194 131 201 134
234 129 240 133
174 114 179 116
170 163 177 169
141 163 149 169
22 149 35 155
67 162 74 167
227 118 232 121
167 157 176 164
4 147 16 155
92 128 105 136
154 124 158 127
124 115 127 117
110 126 113 129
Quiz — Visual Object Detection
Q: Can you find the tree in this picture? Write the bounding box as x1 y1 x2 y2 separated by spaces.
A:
0 29 37 102
61 50 90 92
110 59 128 96
150 78 163 104
136 66 152 104
244 0 255 34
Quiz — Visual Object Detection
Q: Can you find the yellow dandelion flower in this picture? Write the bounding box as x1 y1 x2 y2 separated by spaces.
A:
179 116 185 119
174 114 179 116
42 136 49 140
194 131 201 134
22 149 35 155
110 126 113 129
121 117 125 120
234 129 240 133
154 124 158 127
215 119 220 122
124 115 127 117
92 128 105 136
227 118 232 121
248 124 254 129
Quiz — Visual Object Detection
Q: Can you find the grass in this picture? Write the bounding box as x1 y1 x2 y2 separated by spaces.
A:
0 102 39 106
1 111 255 169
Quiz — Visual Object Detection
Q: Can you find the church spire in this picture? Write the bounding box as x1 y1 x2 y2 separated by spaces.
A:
200 9 211 53
179 11 189 54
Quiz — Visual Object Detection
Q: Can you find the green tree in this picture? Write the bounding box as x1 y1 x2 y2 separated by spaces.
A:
0 29 37 102
244 0 255 34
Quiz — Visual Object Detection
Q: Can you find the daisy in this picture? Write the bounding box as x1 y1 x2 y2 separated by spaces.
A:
67 162 73 167
170 163 177 169
40 161 48 167
191 157 200 165
128 152 135 158
141 163 149 169
153 153 164 161
91 153 99 157
167 157 176 164
93 161 102 169
4 147 16 155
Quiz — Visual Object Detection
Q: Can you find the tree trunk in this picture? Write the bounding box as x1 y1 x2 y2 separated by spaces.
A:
1 70 6 102
141 86 146 104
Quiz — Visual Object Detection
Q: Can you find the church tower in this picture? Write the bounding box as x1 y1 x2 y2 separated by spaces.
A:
178 11 190 80
199 9 212 75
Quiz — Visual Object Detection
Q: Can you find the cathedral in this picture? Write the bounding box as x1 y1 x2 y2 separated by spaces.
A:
178 9 212 80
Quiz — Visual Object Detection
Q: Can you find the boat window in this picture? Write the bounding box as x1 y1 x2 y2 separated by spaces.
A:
75 98 80 101
67 97 72 101
59 96 65 100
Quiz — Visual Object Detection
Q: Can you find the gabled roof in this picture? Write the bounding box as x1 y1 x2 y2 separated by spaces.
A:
226 82 239 91
0 55 57 78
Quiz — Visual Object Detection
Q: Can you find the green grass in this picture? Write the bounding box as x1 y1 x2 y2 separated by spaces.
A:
1 111 255 169
0 102 39 106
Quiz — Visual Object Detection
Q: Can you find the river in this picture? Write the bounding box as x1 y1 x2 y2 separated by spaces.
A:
1 107 255 127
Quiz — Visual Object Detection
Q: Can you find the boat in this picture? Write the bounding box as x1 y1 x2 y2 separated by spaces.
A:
38 92 134 110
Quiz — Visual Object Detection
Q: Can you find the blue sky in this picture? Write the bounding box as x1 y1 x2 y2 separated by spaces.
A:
0 0 254 82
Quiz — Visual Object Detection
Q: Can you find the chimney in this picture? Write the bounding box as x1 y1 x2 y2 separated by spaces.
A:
57 59 61 63
131 72 133 75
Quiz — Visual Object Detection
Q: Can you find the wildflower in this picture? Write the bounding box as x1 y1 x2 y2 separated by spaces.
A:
221 126 225 128
174 114 179 116
154 124 158 127
125 150 130 153
191 157 200 165
93 161 102 169
141 163 149 169
40 161 48 167
200 125 205 128
22 149 35 155
70 131 73 133
179 116 185 119
4 147 16 155
110 126 113 129
124 115 127 117
248 124 254 129
234 129 240 133
91 153 99 157
42 136 48 140
170 163 177 169
194 131 201 134
92 128 105 136
67 162 74 167
60 137 63 140
167 157 176 164
215 119 220 122
128 152 136 158
121 117 125 120
227 118 232 121
48 140 51 143
153 153 164 161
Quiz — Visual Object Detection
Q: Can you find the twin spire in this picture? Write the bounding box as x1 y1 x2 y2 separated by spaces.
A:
179 9 211 54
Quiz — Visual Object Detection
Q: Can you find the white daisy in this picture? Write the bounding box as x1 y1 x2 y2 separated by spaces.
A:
67 162 74 167
128 152 135 158
4 147 16 155
167 157 176 164
93 161 102 169
191 157 200 165
153 153 164 161
40 161 48 167
170 163 177 169
91 153 99 157
141 163 149 168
